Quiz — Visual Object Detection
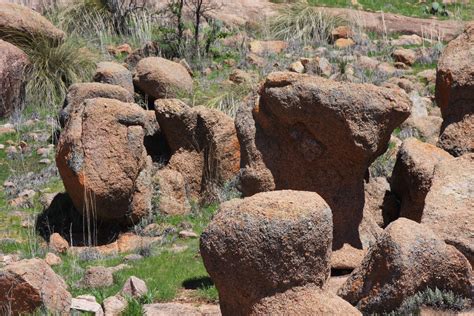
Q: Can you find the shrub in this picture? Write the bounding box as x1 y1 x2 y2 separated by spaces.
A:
3 30 97 110
384 287 472 315
270 1 345 46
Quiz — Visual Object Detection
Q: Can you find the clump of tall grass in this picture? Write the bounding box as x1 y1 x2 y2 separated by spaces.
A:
2 30 96 110
270 1 345 46
52 0 158 52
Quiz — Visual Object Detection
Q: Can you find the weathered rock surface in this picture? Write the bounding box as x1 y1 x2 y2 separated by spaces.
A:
249 40 288 55
59 82 134 127
0 40 29 118
0 258 71 314
71 295 104 315
392 48 416 66
143 302 221 316
80 266 113 288
338 218 472 314
200 190 333 315
155 99 240 202
155 168 190 215
49 232 69 253
436 22 474 156
134 57 193 99
93 61 134 95
121 276 148 298
421 154 474 266
103 295 127 316
250 285 361 315
57 98 154 225
236 72 411 249
391 138 452 222
0 2 65 44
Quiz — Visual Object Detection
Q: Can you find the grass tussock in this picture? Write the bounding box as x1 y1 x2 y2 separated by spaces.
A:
270 1 345 46
3 30 97 108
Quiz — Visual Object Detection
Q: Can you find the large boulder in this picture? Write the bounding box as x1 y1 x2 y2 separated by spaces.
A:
56 98 155 225
250 285 361 315
338 218 472 314
0 258 71 314
93 61 134 95
436 22 474 156
0 3 65 44
391 138 452 222
421 153 474 266
154 168 191 215
133 57 193 99
59 82 134 128
200 190 333 315
236 72 411 249
155 99 240 202
0 39 29 117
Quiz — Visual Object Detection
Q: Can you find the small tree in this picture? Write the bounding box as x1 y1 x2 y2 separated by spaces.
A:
103 0 148 34
186 0 220 57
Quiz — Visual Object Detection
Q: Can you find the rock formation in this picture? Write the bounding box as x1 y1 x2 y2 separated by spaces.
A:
436 22 474 156
200 190 332 315
236 71 411 249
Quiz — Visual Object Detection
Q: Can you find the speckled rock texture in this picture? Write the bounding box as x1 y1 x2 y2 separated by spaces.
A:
0 39 29 118
421 153 474 267
0 3 65 44
0 258 71 314
59 82 134 127
56 98 155 225
200 190 333 315
93 61 134 95
250 285 361 315
338 218 472 314
236 71 411 250
391 138 452 222
133 57 193 99
155 99 240 202
436 22 474 156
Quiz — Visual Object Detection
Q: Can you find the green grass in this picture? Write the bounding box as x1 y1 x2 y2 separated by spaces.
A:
306 0 474 20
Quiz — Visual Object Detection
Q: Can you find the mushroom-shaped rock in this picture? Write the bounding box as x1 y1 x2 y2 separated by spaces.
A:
0 40 30 118
338 218 472 314
134 57 193 99
236 72 411 249
155 99 240 202
200 190 333 315
56 98 154 225
421 153 474 266
391 138 452 222
250 285 361 316
0 3 65 44
93 61 134 95
436 22 474 156
59 82 134 128
0 258 72 314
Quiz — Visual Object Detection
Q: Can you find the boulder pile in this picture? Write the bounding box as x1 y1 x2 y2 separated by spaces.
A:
236 71 411 249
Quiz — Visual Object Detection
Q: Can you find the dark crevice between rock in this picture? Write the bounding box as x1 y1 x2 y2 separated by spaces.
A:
35 193 123 247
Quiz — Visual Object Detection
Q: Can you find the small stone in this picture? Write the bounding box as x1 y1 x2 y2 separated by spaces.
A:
49 233 69 254
0 144 4 150
103 295 128 316
39 158 51 164
334 38 355 49
37 147 51 157
45 252 62 266
19 189 35 198
178 230 198 239
80 266 114 288
288 61 305 73
393 48 416 66
121 276 148 298
6 146 17 154
71 296 104 315
124 254 144 262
